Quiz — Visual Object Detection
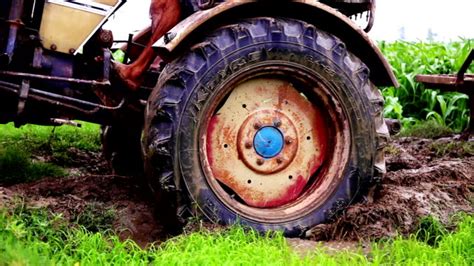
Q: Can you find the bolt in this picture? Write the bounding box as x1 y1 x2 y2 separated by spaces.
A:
50 44 57 51
276 157 283 164
245 141 252 149
69 48 76 54
253 123 261 130
256 158 264 165
273 119 282 127
285 137 292 144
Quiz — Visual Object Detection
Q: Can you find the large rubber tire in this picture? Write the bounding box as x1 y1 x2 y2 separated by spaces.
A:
143 17 388 236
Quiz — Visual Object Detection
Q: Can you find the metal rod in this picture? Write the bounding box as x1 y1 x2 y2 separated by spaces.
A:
6 0 24 60
457 49 474 84
0 80 123 111
0 70 111 86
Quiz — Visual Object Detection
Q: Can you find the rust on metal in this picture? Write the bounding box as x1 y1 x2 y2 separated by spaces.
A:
205 78 327 208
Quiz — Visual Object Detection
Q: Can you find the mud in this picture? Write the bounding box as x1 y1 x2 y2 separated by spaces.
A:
307 136 473 241
0 136 472 246
1 175 166 247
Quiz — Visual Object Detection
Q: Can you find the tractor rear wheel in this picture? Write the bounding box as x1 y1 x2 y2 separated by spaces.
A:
143 17 387 236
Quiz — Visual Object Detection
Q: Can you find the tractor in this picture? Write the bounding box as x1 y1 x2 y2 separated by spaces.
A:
0 0 398 237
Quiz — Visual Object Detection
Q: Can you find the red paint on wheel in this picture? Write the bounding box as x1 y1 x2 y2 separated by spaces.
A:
249 175 307 208
206 115 219 168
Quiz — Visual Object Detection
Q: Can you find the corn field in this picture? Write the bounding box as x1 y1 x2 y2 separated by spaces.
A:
380 40 473 132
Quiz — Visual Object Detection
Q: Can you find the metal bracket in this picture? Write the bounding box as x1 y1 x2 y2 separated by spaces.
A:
17 79 30 115
102 48 111 81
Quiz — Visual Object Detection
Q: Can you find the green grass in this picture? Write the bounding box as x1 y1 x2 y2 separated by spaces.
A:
0 122 101 154
0 147 65 185
429 141 474 157
0 203 472 265
399 120 453 138
0 122 101 184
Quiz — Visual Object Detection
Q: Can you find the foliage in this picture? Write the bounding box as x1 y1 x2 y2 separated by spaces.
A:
0 202 473 265
0 122 101 154
399 120 453 138
73 202 116 233
415 216 448 246
380 40 473 132
0 146 65 185
429 141 474 157
0 122 101 183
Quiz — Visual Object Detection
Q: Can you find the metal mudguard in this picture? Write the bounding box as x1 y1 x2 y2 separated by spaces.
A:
153 0 398 87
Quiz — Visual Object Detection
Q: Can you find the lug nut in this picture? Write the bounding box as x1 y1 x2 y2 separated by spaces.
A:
276 157 283 164
285 137 292 144
273 119 282 127
256 158 264 165
253 123 261 130
245 141 252 149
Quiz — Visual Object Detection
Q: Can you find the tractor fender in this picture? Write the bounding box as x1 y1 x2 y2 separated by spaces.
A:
153 0 398 87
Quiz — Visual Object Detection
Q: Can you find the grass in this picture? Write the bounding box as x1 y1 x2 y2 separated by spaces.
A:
429 141 474 157
0 147 65 185
0 122 101 184
399 120 454 138
0 202 472 265
0 122 101 154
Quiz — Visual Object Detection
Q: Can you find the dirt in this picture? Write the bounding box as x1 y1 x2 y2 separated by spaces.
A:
307 136 473 241
0 136 472 248
1 175 166 247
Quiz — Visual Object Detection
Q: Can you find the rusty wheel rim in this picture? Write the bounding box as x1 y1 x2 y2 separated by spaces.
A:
198 64 350 223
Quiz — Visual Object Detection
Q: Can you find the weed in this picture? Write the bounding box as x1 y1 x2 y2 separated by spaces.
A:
73 202 116 233
0 203 473 265
415 216 447 246
399 120 453 138
0 122 101 157
0 146 65 185
429 141 474 157
384 144 401 156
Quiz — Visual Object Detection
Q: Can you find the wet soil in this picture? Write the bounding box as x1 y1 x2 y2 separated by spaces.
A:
0 136 472 247
307 136 473 241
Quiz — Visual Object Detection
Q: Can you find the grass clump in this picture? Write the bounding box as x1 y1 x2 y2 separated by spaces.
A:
415 215 448 246
429 141 474 157
0 146 65 185
399 120 453 138
73 202 116 233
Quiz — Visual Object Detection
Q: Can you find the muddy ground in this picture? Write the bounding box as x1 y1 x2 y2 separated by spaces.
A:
0 136 472 248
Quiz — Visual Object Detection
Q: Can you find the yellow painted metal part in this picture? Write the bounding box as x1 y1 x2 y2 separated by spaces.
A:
39 0 120 54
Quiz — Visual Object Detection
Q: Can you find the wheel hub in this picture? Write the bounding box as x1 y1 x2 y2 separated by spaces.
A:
205 78 327 208
253 126 283 158
237 109 299 174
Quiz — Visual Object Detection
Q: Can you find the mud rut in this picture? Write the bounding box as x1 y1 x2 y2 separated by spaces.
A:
0 136 472 248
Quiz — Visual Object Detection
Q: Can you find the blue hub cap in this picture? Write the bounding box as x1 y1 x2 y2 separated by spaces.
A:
253 126 284 158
